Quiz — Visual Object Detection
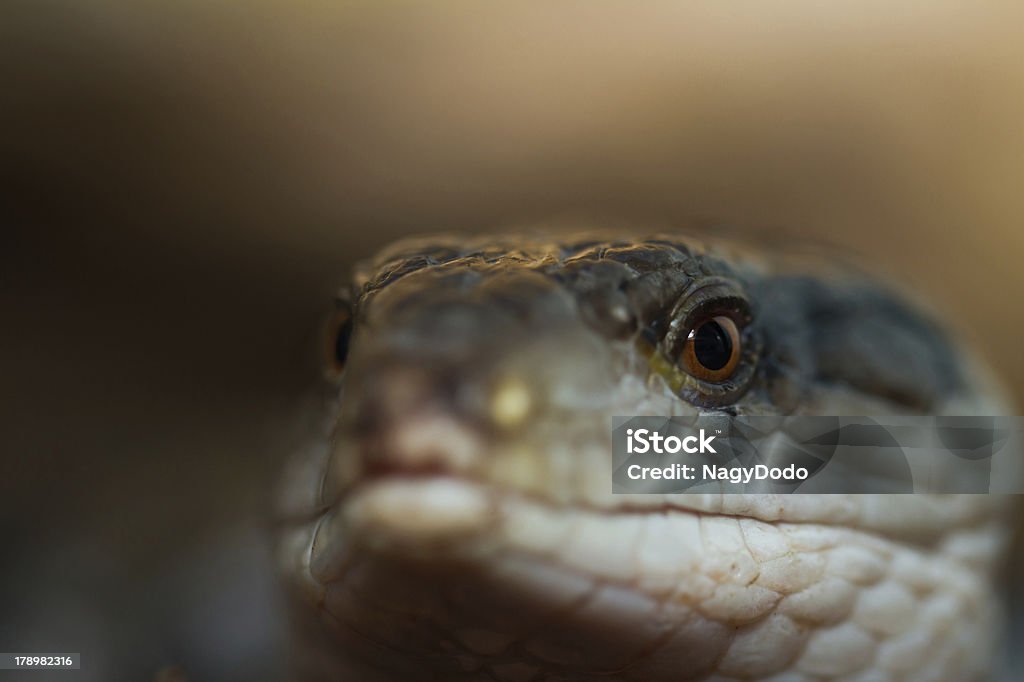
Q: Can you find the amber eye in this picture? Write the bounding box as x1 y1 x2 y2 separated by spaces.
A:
681 315 741 382
325 308 354 377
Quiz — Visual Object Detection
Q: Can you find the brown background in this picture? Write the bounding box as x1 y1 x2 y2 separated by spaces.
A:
2 2 1022 680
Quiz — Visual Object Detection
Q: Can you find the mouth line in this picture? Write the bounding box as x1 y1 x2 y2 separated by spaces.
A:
334 471 960 551
340 467 801 526
317 439 974 553
361 459 455 480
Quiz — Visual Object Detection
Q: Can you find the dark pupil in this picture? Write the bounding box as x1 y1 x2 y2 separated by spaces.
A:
334 316 353 365
693 320 732 370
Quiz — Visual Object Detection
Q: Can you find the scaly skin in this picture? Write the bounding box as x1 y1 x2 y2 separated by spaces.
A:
277 233 1016 681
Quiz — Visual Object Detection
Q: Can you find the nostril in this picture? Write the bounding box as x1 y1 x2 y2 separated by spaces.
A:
351 366 439 436
366 369 434 415
362 458 449 479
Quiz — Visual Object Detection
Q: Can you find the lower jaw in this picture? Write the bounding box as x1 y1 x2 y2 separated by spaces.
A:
309 480 998 682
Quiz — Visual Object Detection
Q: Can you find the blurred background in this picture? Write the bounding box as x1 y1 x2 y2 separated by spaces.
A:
2 1 1023 679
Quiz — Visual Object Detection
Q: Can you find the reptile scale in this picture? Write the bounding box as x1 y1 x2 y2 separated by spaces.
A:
276 233 1017 681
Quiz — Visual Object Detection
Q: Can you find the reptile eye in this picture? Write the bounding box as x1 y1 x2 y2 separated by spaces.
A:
325 307 354 377
652 280 756 407
681 315 741 382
